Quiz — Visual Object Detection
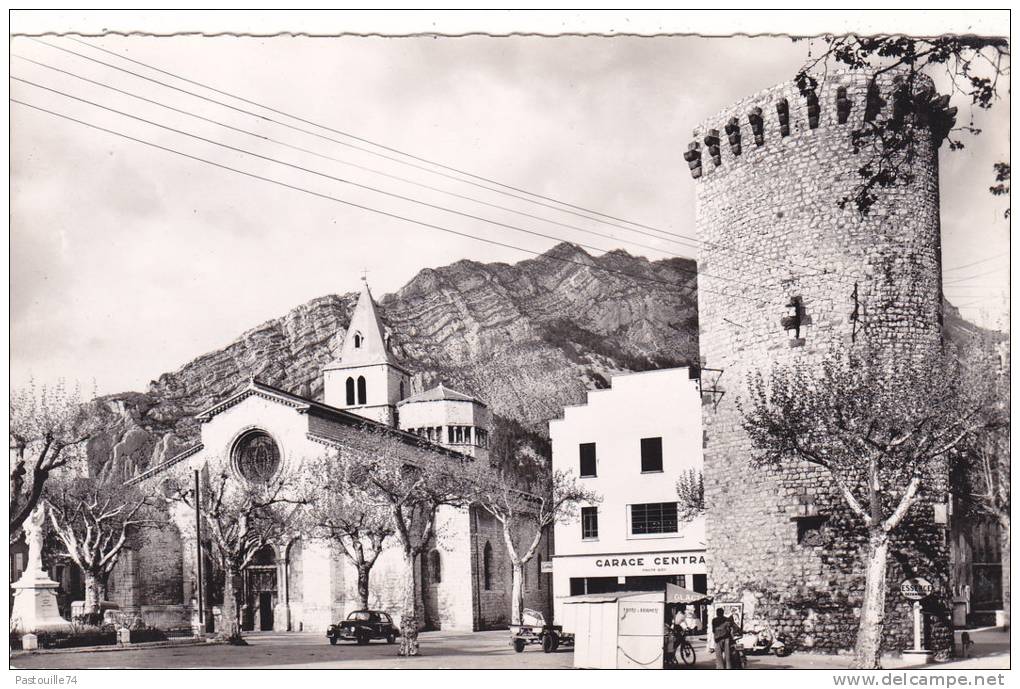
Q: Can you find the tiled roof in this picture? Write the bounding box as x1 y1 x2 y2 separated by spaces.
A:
398 383 485 407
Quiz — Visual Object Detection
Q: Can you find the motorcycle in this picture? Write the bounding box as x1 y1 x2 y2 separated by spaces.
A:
735 625 793 657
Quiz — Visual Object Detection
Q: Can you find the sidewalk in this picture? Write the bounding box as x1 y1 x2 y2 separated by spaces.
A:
742 627 1009 670
11 636 210 658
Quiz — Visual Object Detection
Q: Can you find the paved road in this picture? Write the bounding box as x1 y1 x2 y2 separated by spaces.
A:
10 628 1009 670
11 630 578 670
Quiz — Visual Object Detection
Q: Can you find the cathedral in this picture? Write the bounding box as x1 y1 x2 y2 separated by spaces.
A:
108 281 551 633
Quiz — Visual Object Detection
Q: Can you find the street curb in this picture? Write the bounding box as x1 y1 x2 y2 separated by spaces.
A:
11 638 218 657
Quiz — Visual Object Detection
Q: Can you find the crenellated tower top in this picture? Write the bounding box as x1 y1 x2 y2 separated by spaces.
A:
683 70 957 181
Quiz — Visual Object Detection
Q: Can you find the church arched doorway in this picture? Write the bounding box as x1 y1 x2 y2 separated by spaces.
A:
243 545 278 631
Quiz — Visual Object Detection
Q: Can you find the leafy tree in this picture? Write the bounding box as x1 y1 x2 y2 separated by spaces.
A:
472 467 599 625
10 380 108 538
166 467 307 643
953 335 1010 624
675 468 705 523
741 344 994 668
797 34 1009 215
45 475 166 616
335 424 477 656
302 451 394 610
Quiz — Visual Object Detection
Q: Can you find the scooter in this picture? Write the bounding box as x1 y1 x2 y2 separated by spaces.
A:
736 626 793 657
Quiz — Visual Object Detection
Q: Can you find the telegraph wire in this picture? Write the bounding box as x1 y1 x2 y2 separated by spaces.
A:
11 73 775 293
63 35 683 237
10 97 772 306
34 37 677 240
35 36 828 278
943 255 1010 273
943 265 1009 285
11 52 705 263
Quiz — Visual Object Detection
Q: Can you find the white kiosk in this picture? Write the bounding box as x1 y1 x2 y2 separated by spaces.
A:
561 591 664 669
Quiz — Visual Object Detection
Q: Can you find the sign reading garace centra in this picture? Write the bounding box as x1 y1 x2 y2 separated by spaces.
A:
557 551 708 575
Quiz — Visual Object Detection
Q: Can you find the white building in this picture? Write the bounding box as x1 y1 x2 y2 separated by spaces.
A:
550 368 706 622
118 280 548 633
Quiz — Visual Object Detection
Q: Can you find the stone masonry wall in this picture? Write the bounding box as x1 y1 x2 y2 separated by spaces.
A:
690 71 951 655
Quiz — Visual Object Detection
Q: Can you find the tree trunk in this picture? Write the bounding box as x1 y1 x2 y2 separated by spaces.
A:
82 572 108 617
510 561 525 626
1000 516 1010 628
398 550 419 656
220 566 243 641
853 533 890 669
357 565 371 610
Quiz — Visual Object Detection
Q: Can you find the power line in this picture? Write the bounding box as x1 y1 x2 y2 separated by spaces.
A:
11 73 775 293
32 38 682 242
35 36 828 279
943 265 1009 284
943 254 1010 273
11 52 705 263
63 35 678 238
11 97 771 306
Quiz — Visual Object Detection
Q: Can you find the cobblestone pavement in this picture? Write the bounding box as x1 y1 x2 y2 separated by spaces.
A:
9 628 1009 670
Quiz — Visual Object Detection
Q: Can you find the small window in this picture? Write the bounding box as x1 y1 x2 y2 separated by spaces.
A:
640 437 663 473
631 502 678 535
345 377 356 405
483 542 493 590
579 443 597 478
537 556 542 590
430 550 442 584
448 426 455 443
357 376 367 405
353 332 363 348
581 506 599 540
797 516 827 546
399 381 405 399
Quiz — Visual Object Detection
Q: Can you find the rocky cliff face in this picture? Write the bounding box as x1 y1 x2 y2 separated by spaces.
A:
87 241 996 482
89 243 700 481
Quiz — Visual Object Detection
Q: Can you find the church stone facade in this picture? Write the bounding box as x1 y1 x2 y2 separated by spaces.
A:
687 71 953 654
111 281 550 633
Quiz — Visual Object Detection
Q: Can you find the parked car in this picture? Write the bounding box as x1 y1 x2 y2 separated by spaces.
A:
327 610 400 645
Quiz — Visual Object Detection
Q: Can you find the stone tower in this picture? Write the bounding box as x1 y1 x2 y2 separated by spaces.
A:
323 280 410 426
686 71 954 654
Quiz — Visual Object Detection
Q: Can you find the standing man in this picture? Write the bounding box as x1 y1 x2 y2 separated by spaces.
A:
711 608 734 669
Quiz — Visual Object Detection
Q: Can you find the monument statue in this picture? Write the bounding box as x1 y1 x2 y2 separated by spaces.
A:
10 504 72 633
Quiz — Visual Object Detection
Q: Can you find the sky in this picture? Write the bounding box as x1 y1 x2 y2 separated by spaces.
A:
9 19 1011 396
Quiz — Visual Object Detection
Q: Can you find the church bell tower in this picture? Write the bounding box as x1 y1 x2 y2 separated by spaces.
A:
323 280 409 426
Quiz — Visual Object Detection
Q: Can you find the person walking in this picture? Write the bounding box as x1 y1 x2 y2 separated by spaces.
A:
711 608 735 669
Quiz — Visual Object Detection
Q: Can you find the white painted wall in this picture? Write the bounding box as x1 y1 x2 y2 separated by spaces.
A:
550 368 706 617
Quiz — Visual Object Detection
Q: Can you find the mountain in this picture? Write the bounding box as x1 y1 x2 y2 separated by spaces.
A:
85 241 1001 483
88 243 700 481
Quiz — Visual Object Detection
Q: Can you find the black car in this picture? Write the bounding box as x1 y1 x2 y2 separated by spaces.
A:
327 610 400 645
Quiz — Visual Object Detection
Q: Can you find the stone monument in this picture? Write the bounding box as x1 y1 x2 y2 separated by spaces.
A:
10 504 72 633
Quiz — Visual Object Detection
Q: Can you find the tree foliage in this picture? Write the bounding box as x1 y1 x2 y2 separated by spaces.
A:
674 468 705 523
302 451 395 609
166 466 307 641
740 343 996 667
797 34 1009 215
45 475 166 614
332 424 478 656
10 380 109 538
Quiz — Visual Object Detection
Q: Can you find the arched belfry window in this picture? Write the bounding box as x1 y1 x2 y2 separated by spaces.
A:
357 376 367 405
345 377 356 406
353 332 363 349
399 381 405 400
483 542 493 591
